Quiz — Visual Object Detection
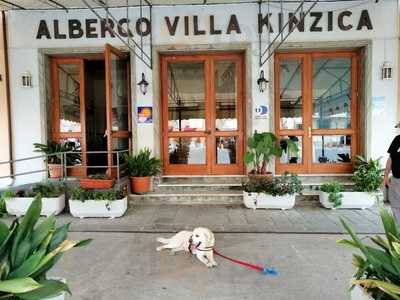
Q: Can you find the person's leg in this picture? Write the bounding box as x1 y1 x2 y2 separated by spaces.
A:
389 178 400 222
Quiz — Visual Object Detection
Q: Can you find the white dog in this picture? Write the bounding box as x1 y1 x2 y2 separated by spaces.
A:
156 227 217 268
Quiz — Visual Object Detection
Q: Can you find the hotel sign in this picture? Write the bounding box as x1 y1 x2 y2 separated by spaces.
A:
36 9 373 39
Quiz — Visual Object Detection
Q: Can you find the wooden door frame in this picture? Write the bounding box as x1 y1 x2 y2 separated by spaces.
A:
160 52 246 175
275 50 359 174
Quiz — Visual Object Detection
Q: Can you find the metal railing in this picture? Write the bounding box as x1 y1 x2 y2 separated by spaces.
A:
0 149 130 186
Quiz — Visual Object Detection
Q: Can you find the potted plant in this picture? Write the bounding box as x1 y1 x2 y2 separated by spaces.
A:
319 156 383 209
338 208 400 300
242 172 303 210
125 148 162 194
79 173 114 189
34 141 81 179
0 196 91 300
1 182 66 217
69 187 128 218
244 132 298 182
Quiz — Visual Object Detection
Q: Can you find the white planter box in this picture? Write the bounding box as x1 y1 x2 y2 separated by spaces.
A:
6 195 65 217
243 191 296 210
319 191 376 209
69 197 128 219
350 284 374 300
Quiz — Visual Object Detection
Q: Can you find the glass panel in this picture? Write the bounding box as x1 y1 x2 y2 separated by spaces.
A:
169 137 206 165
280 59 303 130
312 135 351 164
168 62 205 132
112 138 129 151
312 57 352 129
215 61 237 131
58 64 81 133
280 136 303 164
110 53 129 131
59 138 82 166
216 136 236 165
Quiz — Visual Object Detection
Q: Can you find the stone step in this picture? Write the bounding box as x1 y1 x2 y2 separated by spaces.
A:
158 175 247 185
154 182 243 193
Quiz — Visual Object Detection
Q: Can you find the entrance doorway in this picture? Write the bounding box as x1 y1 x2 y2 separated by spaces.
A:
161 53 245 175
50 44 131 176
275 51 359 174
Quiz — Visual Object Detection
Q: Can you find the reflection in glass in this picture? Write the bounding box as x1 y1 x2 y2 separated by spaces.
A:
111 53 129 131
313 135 351 164
280 59 303 130
168 62 205 132
215 61 237 131
112 138 129 151
216 137 236 164
169 137 206 164
59 138 82 166
58 64 81 132
312 57 351 129
280 136 302 164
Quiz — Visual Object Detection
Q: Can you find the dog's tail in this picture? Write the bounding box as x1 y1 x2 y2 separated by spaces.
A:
157 237 170 244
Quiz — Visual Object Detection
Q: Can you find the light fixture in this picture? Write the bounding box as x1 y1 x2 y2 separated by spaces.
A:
382 61 393 80
21 71 32 88
257 70 268 93
137 72 149 95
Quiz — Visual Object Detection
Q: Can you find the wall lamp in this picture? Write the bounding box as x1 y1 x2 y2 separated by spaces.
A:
257 70 268 93
137 72 149 95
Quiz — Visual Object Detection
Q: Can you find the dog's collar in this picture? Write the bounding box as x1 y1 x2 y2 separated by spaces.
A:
188 237 214 253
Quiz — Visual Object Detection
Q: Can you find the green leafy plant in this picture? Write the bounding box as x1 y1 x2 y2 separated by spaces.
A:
124 148 162 177
338 208 400 300
244 132 298 174
321 182 343 208
33 142 81 165
0 196 91 299
1 183 65 201
352 156 384 193
70 188 125 202
87 173 111 180
243 172 303 196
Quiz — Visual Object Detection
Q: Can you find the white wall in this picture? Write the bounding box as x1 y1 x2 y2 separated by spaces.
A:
3 0 399 185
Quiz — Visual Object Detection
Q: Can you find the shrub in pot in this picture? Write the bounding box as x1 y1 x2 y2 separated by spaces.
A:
125 148 161 194
69 187 127 218
319 156 384 209
1 182 66 217
338 208 400 300
242 172 302 210
79 173 114 189
0 196 91 300
244 132 298 182
34 142 81 179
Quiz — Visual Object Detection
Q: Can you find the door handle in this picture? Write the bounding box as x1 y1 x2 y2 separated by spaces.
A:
308 127 311 138
205 130 211 135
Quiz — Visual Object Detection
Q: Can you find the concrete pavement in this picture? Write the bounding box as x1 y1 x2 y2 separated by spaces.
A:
50 232 358 300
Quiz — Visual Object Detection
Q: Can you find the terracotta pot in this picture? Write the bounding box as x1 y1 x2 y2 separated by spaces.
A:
130 176 151 194
80 178 114 189
67 166 86 178
248 173 273 183
48 164 62 179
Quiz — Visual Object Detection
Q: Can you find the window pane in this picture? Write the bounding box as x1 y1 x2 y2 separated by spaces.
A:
215 61 237 131
280 59 303 130
280 136 302 164
312 57 352 129
168 62 205 132
58 64 81 133
169 137 206 165
312 135 351 164
216 136 236 164
110 53 129 131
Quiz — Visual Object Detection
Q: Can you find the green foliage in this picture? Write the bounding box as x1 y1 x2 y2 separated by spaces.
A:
321 182 343 208
352 156 384 193
1 183 65 201
87 173 111 180
0 196 91 299
243 172 303 196
338 208 400 300
70 188 125 202
33 142 81 165
124 148 162 177
244 132 298 174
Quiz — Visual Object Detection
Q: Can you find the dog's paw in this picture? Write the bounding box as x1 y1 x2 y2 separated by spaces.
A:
211 262 218 268
206 262 214 268
156 246 163 252
169 250 176 256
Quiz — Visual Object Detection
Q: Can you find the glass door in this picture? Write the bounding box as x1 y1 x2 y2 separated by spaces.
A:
104 44 131 175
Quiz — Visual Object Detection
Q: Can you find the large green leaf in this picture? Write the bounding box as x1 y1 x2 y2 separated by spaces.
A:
13 236 32 270
354 279 400 300
8 249 46 279
16 279 70 300
30 216 56 251
0 222 10 246
0 278 41 294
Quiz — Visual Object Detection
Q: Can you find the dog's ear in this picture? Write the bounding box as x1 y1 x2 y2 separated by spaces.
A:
204 229 215 247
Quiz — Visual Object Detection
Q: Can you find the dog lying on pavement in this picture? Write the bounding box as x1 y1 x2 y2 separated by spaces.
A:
156 227 217 268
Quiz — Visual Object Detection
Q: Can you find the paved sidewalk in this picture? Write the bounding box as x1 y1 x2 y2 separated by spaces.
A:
49 203 385 234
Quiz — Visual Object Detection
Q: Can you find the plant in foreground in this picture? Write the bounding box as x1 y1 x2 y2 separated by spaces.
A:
0 196 91 299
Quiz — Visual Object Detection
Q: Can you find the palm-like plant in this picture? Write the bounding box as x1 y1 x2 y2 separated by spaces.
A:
338 208 400 299
0 196 91 299
33 142 81 165
125 148 162 177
